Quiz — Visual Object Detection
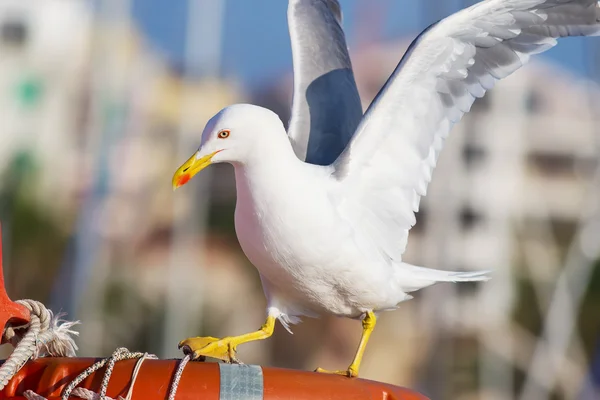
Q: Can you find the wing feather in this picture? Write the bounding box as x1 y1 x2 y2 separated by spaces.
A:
332 0 600 261
287 0 363 165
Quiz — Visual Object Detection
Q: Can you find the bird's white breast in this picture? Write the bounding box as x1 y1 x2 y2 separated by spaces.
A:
234 163 335 276
230 160 397 318
232 162 365 316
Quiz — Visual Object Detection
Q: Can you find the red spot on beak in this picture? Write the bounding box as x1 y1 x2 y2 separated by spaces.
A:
178 173 191 187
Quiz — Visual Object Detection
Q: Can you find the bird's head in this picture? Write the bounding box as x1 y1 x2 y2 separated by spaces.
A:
172 104 285 190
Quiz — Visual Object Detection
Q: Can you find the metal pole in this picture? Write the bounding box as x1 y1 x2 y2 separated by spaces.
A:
161 0 226 359
68 0 132 355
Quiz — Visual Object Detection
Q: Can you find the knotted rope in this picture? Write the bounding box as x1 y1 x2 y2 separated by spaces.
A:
22 348 190 400
61 347 157 400
1 301 192 399
0 299 79 390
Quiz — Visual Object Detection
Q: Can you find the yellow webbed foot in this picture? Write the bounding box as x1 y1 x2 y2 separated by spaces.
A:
178 336 239 362
315 366 358 378
178 316 276 363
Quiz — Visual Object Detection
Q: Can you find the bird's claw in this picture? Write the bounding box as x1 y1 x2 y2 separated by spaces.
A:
315 366 358 378
178 336 240 363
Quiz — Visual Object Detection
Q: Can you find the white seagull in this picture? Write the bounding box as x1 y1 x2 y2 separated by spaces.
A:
172 0 600 377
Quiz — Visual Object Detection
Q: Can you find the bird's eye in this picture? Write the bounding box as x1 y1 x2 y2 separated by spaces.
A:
218 130 230 139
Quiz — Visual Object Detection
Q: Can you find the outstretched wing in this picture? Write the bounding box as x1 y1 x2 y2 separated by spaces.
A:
333 0 600 261
287 0 363 166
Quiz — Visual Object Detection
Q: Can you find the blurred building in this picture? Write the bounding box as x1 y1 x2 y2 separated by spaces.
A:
0 0 91 218
0 0 245 217
0 0 252 363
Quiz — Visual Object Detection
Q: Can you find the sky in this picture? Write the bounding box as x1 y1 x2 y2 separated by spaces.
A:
130 0 599 91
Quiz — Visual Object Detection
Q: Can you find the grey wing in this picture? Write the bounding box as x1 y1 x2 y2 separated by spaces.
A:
287 0 363 166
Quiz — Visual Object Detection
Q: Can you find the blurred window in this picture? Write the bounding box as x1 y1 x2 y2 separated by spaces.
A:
462 144 486 167
548 217 578 245
460 206 482 230
471 94 490 113
456 279 484 296
1 18 28 47
527 152 575 177
525 89 544 114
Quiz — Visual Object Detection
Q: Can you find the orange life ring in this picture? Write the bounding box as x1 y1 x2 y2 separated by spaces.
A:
0 358 429 399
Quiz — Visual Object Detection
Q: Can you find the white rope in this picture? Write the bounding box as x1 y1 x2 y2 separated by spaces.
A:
0 300 79 391
123 353 151 400
72 387 118 400
16 353 193 400
23 390 48 400
168 354 190 400
3 317 189 400
1 301 193 399
61 347 157 400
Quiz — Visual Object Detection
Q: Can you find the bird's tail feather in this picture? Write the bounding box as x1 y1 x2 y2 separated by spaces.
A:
398 263 491 292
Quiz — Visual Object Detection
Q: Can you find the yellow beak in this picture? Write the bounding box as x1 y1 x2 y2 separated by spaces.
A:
172 150 220 190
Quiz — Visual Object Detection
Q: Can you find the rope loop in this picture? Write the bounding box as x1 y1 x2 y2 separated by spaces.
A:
1 300 191 400
61 347 158 400
0 299 79 391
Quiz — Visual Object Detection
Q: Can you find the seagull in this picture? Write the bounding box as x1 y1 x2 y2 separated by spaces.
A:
172 0 600 377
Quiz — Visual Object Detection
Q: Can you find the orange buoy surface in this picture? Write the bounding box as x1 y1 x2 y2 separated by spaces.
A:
0 358 429 399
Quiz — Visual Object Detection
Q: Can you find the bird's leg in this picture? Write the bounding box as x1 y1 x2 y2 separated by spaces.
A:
178 316 276 363
315 311 376 377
